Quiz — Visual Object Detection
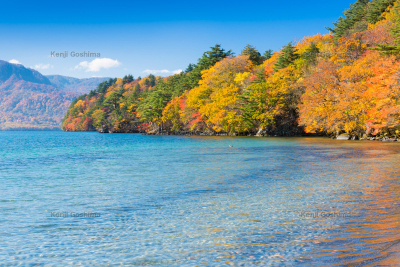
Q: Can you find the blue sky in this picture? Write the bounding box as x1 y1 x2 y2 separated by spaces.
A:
0 0 355 79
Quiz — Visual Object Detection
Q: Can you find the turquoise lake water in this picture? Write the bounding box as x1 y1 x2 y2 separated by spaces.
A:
1 131 400 266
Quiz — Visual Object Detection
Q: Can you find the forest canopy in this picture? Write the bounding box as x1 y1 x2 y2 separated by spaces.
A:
63 0 400 138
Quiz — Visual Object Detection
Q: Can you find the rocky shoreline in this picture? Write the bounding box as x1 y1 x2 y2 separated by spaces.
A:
142 129 319 137
97 129 398 142
334 134 398 142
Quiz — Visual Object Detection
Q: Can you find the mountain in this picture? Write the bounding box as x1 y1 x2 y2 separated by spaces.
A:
46 75 111 93
0 61 106 130
0 60 52 85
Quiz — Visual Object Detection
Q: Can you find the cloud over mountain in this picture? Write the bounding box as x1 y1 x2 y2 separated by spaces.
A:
9 59 21 64
74 58 121 72
33 63 53 70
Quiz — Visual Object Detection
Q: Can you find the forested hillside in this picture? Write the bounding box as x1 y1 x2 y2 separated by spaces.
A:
0 61 106 130
62 0 400 138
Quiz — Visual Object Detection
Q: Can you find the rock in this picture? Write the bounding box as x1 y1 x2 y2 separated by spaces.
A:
336 135 350 140
256 128 264 137
383 138 397 142
352 136 359 140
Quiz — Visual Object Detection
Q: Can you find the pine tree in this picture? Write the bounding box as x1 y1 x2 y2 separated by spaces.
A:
391 2 400 38
196 44 233 70
274 43 298 71
149 74 156 87
327 0 369 38
122 74 134 84
366 0 396 24
185 63 194 73
264 49 273 60
134 83 141 94
303 43 320 65
240 44 264 65
186 44 233 88
104 92 121 110
88 90 95 98
96 93 105 107
372 44 400 55
373 2 400 55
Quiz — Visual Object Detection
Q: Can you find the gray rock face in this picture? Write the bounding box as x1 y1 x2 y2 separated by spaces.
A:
337 135 350 140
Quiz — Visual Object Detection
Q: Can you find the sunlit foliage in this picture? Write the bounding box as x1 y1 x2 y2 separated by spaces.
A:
63 0 400 138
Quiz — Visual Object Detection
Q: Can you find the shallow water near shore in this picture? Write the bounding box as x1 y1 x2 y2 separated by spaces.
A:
1 131 400 266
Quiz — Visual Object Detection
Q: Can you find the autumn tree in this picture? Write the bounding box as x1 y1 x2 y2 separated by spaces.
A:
162 95 186 132
364 56 400 134
300 51 381 136
186 55 253 132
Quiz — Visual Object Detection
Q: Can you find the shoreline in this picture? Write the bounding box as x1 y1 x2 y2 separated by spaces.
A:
2 129 398 142
100 130 399 141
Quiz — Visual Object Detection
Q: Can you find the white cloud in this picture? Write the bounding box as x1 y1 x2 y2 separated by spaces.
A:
9 59 21 64
73 58 121 72
142 69 183 75
143 69 169 74
32 63 53 70
172 69 183 74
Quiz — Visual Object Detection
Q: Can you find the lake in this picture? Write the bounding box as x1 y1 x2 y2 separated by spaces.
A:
1 131 400 266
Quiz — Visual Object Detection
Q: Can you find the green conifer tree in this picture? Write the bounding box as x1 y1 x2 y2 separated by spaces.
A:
366 0 396 24
240 44 264 65
263 49 273 60
327 0 369 38
303 43 320 65
274 43 298 71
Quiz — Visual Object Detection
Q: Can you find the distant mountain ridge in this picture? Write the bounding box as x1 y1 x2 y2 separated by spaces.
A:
46 75 111 93
0 60 109 130
0 60 52 85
